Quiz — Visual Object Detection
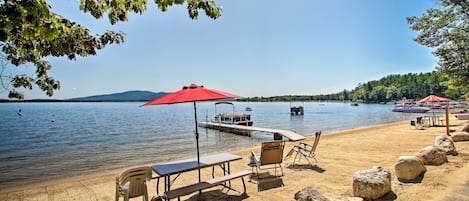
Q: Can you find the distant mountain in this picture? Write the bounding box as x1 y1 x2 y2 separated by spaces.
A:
67 90 168 102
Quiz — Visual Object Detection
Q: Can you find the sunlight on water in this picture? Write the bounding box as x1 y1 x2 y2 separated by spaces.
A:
0 101 425 187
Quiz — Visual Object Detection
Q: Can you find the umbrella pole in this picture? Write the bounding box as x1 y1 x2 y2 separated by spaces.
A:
446 105 450 136
193 102 202 195
194 101 200 164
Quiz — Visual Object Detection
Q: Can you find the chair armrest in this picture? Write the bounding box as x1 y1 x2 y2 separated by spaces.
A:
115 176 120 187
249 151 260 167
299 142 313 149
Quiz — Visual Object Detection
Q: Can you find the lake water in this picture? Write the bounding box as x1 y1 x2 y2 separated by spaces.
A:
0 102 433 188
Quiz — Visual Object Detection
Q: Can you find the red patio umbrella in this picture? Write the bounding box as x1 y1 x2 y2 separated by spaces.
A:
417 95 451 103
417 95 452 129
140 84 241 183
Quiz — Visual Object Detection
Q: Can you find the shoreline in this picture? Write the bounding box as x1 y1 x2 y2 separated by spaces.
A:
1 117 468 200
0 121 404 192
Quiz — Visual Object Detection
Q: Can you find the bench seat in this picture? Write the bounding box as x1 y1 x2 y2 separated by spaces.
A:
165 170 252 199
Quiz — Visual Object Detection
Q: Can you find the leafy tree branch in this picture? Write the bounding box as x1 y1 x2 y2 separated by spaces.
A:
407 0 469 96
0 0 221 99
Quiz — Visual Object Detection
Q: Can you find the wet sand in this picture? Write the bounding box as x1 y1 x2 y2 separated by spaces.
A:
1 116 469 201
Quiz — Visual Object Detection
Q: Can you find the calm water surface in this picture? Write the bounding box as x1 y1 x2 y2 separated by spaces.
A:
0 102 431 187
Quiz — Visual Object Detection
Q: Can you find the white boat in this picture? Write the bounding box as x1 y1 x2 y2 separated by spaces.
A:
212 102 253 126
392 105 430 113
391 99 430 113
456 113 469 120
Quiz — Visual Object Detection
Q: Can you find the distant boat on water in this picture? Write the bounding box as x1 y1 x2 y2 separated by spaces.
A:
392 100 430 113
392 105 430 113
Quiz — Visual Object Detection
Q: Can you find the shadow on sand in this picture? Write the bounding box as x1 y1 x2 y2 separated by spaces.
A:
397 172 425 183
153 189 249 201
374 191 398 201
286 164 326 173
249 172 284 192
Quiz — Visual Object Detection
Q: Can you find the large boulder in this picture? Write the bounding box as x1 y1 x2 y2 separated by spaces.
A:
417 146 448 165
435 135 458 156
293 186 330 201
352 166 392 200
451 133 469 142
394 156 426 182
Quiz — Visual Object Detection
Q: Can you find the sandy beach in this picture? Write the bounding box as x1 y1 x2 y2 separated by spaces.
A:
1 116 469 201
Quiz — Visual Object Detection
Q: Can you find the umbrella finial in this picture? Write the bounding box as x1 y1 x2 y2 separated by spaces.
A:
183 84 203 90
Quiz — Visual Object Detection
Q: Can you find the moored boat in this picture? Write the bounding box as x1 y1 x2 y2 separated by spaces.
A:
212 102 253 126
456 114 469 120
392 99 430 113
392 105 430 113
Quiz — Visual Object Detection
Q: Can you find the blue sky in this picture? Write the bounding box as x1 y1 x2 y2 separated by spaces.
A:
3 0 438 99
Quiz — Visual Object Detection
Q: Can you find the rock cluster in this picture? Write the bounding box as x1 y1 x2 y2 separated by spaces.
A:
293 131 464 200
393 135 458 182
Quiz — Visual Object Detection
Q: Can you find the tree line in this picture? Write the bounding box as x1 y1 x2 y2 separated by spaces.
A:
239 71 465 103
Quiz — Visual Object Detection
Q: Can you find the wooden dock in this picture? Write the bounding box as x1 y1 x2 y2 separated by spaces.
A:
198 122 305 141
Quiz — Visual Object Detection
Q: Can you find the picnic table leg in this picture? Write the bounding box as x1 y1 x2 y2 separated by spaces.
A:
242 177 247 193
156 177 159 195
163 176 169 200
166 176 170 193
212 166 215 178
228 162 232 187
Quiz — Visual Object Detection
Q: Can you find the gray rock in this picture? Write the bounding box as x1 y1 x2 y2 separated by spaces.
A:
394 156 426 182
417 145 448 165
435 135 458 156
352 166 392 200
451 133 469 142
293 186 330 201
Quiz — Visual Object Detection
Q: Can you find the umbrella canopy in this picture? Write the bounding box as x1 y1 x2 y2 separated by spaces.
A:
417 95 451 103
141 84 240 106
140 84 241 183
417 95 452 129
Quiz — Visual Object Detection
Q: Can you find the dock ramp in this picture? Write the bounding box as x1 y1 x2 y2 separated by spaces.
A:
199 122 305 141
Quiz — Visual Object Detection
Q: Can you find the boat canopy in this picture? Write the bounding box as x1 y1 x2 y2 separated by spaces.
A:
215 101 235 113
215 101 234 105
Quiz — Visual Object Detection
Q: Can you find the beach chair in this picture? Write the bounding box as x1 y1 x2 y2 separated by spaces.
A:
249 141 285 181
285 131 321 166
411 117 424 130
115 166 152 201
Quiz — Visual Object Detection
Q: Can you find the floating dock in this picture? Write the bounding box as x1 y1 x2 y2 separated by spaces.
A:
198 122 305 141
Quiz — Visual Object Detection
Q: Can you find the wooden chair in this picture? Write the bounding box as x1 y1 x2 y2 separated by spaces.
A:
249 141 285 181
115 166 152 201
285 131 321 166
